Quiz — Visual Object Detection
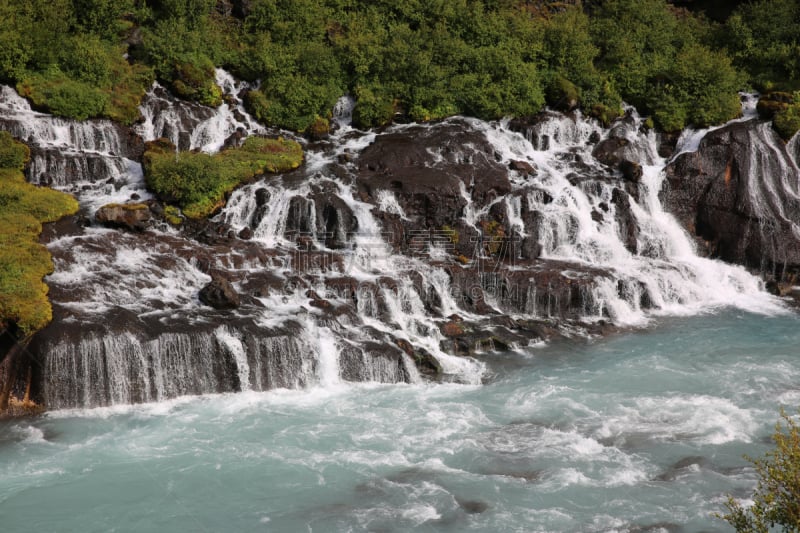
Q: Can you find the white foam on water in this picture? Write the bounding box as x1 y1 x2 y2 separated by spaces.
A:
332 95 356 130
376 190 409 219
596 395 759 445
311 321 341 388
136 69 266 153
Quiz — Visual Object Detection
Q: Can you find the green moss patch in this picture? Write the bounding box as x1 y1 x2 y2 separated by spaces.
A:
0 134 78 335
144 136 303 219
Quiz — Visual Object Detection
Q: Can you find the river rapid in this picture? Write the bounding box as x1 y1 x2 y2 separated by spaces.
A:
2 309 798 532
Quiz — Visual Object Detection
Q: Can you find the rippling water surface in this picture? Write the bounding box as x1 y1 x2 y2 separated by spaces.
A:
2 310 799 532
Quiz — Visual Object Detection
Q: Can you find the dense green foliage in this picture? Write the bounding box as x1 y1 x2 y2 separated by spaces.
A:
0 132 79 335
719 409 800 532
0 1 152 124
0 0 798 134
144 136 303 218
721 0 800 92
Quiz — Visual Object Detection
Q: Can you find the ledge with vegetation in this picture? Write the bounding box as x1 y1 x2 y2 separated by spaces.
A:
0 132 78 338
143 136 303 219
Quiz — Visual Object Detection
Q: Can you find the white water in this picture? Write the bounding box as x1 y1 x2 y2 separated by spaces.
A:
136 69 266 152
215 327 251 391
0 76 792 410
3 311 799 531
0 86 150 212
482 109 784 324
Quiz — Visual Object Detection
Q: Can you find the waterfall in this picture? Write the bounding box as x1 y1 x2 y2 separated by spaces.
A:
332 95 356 130
216 327 251 392
0 86 148 212
311 321 341 387
41 331 231 409
476 109 783 323
136 69 265 152
0 75 788 411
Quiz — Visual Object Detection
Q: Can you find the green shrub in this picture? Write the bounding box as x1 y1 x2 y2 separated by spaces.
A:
0 0 783 136
0 132 30 170
590 0 743 131
774 99 800 141
546 76 580 111
352 85 396 129
17 70 109 121
15 49 152 125
719 409 800 532
171 55 222 107
144 136 303 218
722 0 800 91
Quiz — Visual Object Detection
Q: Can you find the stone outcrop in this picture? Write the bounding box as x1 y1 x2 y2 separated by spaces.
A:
199 275 241 310
95 203 153 231
357 119 510 222
663 119 800 279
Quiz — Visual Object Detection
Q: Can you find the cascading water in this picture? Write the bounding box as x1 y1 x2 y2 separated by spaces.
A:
0 86 149 212
0 74 788 411
480 110 782 324
135 69 266 152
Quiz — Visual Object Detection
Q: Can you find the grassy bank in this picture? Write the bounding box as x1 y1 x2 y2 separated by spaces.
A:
0 132 78 335
144 136 303 218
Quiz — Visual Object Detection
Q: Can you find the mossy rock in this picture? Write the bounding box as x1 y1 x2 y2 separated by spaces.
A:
0 131 29 170
144 136 303 219
95 203 152 231
757 92 794 119
305 115 330 140
589 104 622 127
757 92 800 140
163 205 184 226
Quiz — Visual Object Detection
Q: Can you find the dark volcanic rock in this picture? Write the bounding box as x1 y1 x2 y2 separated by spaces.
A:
663 120 800 278
509 159 536 175
357 119 511 230
593 136 630 168
612 187 639 254
95 203 152 231
199 275 241 310
620 159 643 183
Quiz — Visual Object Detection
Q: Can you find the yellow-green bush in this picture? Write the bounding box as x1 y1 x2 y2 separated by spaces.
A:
719 409 800 531
0 136 78 335
144 136 303 219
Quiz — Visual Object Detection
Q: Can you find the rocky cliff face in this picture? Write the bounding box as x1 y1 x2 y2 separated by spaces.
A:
663 120 800 282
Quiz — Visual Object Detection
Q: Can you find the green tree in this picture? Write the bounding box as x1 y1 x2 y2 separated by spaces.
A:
722 0 800 90
720 409 800 532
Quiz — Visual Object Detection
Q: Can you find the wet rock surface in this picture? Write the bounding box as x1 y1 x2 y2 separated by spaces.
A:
663 119 800 280
199 275 241 310
357 119 511 229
